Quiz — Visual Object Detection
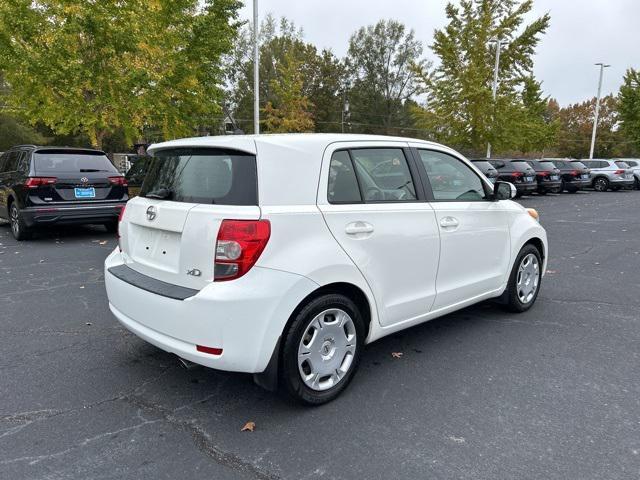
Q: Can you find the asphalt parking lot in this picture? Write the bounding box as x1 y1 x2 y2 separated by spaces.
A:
1 191 639 480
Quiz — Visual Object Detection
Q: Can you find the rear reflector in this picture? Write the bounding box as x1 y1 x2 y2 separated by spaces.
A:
196 345 223 356
214 219 271 282
25 177 57 188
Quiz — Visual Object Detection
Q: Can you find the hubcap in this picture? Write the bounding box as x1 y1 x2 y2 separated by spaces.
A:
10 206 19 236
297 308 357 391
516 253 540 304
595 179 606 191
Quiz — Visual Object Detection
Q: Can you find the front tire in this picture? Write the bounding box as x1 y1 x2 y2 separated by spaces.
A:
9 203 32 241
504 244 542 313
281 294 365 405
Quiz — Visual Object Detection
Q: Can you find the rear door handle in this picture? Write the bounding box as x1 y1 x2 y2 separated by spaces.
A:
440 216 459 229
345 221 374 235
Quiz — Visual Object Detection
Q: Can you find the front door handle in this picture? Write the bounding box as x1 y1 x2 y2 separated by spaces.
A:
440 216 459 229
345 221 374 235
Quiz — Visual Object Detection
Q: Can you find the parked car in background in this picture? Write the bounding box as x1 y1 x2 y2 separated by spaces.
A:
486 159 537 197
618 159 640 189
581 159 635 192
470 160 499 183
124 156 150 198
105 134 548 404
523 160 562 194
541 159 589 193
0 145 127 240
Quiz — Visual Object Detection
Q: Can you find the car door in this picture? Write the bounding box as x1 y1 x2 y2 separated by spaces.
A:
0 151 18 218
317 143 440 327
412 146 511 311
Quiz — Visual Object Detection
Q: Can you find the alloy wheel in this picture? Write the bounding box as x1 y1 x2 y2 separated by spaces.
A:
297 308 357 391
516 253 540 304
594 178 608 192
10 205 19 237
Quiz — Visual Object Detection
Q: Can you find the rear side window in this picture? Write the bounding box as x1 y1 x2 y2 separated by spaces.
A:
419 150 487 201
3 151 19 171
350 148 417 202
140 148 257 205
615 161 629 168
34 150 117 173
328 151 361 203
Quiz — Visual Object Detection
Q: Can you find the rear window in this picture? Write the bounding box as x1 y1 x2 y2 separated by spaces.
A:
511 161 534 172
535 161 557 171
140 148 257 205
472 161 494 170
570 161 587 169
552 160 569 168
615 161 629 168
34 150 117 173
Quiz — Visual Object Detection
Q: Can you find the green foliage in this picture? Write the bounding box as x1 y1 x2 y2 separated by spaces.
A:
618 68 640 155
229 15 344 133
346 19 429 134
412 0 550 153
0 114 48 150
0 0 241 148
554 95 623 158
262 52 314 133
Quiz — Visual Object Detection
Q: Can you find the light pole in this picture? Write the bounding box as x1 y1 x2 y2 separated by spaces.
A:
253 0 260 135
341 84 350 133
589 62 610 159
486 38 504 159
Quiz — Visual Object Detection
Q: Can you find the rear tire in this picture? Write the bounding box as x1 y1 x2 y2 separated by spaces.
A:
504 244 542 313
593 177 609 192
9 203 32 241
280 293 365 405
104 221 118 233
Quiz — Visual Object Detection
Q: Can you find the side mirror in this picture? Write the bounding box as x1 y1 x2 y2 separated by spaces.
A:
494 181 516 200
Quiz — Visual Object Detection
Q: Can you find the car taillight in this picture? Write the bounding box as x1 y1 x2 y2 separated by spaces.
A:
214 219 270 281
539 171 550 177
25 177 57 188
569 170 578 176
109 176 128 187
614 169 625 175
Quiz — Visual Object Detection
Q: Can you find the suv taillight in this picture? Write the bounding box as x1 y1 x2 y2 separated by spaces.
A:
25 177 57 188
109 176 128 187
614 169 625 175
214 220 271 282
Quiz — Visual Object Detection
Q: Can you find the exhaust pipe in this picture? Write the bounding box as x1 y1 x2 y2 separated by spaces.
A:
177 357 200 370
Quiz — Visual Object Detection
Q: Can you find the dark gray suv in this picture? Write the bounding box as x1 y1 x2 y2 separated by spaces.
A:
0 145 128 240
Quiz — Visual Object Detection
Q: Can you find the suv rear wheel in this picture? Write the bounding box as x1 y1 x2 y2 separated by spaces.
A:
281 293 365 405
593 177 609 192
9 203 32 241
504 244 542 313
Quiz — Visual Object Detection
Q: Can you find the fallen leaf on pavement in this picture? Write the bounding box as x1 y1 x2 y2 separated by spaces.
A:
241 421 256 432
546 270 557 274
99 241 108 245
86 322 92 326
391 352 403 359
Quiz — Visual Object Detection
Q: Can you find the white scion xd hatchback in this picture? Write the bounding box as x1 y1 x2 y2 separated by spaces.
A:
105 134 548 404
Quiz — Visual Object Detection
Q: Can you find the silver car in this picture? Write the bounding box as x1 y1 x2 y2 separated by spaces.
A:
618 159 640 189
580 159 635 192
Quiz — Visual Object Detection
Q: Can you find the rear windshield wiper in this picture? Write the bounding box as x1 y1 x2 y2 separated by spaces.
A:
79 168 109 172
145 187 173 200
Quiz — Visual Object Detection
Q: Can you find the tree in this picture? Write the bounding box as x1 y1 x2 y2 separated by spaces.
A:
262 52 314 133
514 76 559 154
228 15 345 133
412 0 550 154
618 68 640 155
0 0 241 149
555 95 623 158
346 20 429 134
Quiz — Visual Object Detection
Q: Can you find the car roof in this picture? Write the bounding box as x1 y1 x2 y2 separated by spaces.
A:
147 133 448 156
8 145 105 155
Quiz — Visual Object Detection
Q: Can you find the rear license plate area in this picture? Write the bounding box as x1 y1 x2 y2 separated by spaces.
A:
581 174 589 179
74 187 96 199
550 175 559 180
129 224 181 273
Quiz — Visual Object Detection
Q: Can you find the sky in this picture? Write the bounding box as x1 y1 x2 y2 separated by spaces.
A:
238 0 640 106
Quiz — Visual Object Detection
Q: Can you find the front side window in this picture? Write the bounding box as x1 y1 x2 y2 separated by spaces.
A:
328 151 361 203
140 148 257 205
349 148 417 202
419 150 487 201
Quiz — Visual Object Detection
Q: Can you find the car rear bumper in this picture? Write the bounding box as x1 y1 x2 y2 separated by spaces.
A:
537 180 562 191
21 202 126 227
104 250 318 373
515 183 537 194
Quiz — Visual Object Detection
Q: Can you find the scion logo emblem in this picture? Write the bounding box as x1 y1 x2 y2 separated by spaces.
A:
146 206 157 221
80 177 89 185
187 268 202 277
